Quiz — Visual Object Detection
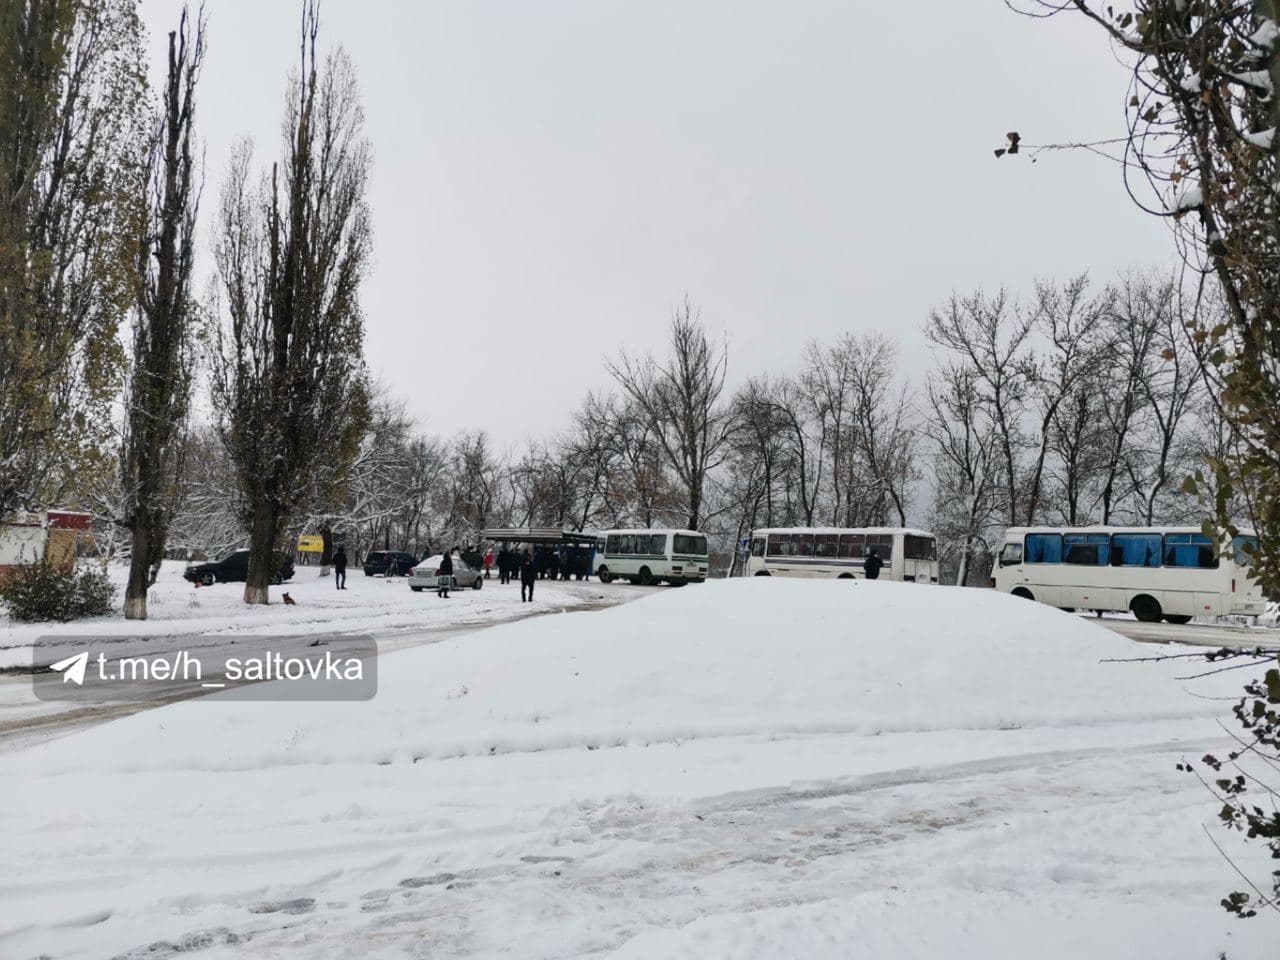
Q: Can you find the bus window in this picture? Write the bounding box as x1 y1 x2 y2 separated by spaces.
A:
1024 533 1062 564
767 533 790 557
1164 533 1219 569
815 534 839 558
1111 533 1161 567
674 534 707 555
1063 533 1110 566
649 534 668 555
1234 535 1259 567
866 535 893 560
999 542 1022 567
904 535 937 561
751 537 765 558
606 535 620 554
618 535 635 555
838 534 865 559
793 533 815 557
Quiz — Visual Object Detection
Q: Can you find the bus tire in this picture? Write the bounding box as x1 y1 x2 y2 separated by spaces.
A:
1164 614 1193 625
638 567 654 586
754 570 771 577
598 568 611 584
1131 595 1163 623
837 573 854 579
1011 588 1034 601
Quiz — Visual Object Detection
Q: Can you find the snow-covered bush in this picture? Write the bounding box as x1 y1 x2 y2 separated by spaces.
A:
0 562 116 622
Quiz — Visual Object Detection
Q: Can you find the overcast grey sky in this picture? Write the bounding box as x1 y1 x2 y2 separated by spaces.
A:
139 0 1172 449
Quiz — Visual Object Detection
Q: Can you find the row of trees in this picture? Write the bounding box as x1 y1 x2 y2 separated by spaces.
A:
151 269 1233 590
3 1 371 614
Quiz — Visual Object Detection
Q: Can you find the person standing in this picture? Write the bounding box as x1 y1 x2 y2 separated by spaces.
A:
438 548 454 598
519 549 536 602
864 548 883 580
333 545 348 590
483 549 494 580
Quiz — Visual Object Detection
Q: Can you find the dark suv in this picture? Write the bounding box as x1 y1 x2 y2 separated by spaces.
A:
184 549 295 587
363 550 417 577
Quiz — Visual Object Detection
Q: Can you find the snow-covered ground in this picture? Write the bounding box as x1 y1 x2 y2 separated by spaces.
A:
2 579 1276 958
0 560 629 745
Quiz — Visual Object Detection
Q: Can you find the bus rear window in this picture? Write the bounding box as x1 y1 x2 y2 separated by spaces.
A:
904 535 937 561
674 534 707 556
1233 535 1259 567
1163 533 1218 569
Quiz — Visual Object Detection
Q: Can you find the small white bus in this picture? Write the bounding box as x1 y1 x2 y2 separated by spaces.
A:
596 529 709 586
744 527 939 582
992 526 1267 622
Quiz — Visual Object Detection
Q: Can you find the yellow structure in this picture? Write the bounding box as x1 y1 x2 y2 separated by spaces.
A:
297 535 325 554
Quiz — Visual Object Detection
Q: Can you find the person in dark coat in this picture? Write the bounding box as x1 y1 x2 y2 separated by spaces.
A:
864 548 883 580
437 549 454 598
519 549 536 602
498 547 511 585
333 546 348 590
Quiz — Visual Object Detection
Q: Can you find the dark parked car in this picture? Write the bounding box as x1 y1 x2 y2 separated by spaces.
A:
184 549 294 587
363 550 418 577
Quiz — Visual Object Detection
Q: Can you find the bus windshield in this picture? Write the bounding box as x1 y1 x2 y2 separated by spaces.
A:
673 534 707 556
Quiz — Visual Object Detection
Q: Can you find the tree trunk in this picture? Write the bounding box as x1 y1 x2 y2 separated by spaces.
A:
244 503 278 605
124 525 155 620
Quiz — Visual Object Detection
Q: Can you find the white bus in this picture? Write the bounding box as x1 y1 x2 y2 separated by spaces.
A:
992 526 1267 623
744 527 940 582
596 529 709 586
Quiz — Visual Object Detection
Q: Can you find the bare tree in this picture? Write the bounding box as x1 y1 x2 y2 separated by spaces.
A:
120 6 205 619
927 364 1000 585
1020 276 1113 525
212 6 371 604
927 290 1035 526
608 299 734 529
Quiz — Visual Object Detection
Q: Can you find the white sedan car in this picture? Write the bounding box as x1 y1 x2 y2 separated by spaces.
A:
408 554 484 592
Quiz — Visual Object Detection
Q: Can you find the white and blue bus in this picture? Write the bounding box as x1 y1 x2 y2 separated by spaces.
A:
992 525 1267 623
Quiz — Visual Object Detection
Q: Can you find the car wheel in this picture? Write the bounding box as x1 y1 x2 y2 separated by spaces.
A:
638 567 654 586
472 576 482 590
1131 595 1163 623
199 571 216 587
598 568 611 584
1163 614 1192 625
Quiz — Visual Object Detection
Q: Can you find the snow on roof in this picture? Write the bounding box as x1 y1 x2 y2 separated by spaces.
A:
752 527 935 538
1000 525 1256 538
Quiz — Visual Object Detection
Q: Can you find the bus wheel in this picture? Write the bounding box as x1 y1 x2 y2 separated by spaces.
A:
754 570 771 577
837 573 853 579
1011 588 1034 601
1163 614 1193 625
1131 595 1163 623
598 568 611 584
638 567 654 586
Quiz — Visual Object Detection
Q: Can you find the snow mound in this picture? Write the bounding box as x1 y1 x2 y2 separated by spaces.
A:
11 580 1231 776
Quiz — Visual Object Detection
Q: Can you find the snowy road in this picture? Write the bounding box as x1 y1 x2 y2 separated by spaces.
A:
1093 615 1280 649
0 571 637 753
